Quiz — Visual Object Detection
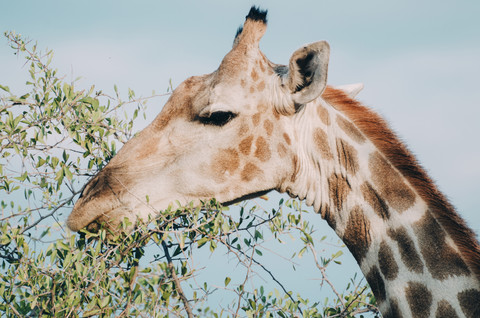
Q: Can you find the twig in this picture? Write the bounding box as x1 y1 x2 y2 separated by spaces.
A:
308 244 345 307
338 286 367 318
234 247 256 317
224 240 298 306
20 192 79 234
7 303 22 317
161 240 194 318
118 265 139 317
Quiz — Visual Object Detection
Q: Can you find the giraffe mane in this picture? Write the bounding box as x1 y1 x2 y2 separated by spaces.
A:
322 86 480 280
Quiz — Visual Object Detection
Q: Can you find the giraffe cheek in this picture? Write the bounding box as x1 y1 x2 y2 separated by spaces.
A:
210 148 241 183
240 163 263 182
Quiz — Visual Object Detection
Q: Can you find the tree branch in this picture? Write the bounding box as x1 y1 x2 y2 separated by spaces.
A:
161 240 194 318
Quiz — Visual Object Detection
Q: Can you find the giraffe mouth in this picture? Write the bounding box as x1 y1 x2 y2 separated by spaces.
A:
222 189 273 206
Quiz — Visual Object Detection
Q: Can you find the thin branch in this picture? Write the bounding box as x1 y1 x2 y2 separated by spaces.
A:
308 244 345 307
118 265 139 317
338 286 367 318
224 240 298 305
20 192 79 234
234 247 256 317
162 240 194 318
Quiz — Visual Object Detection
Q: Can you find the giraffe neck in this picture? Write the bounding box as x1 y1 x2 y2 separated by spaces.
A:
282 91 480 318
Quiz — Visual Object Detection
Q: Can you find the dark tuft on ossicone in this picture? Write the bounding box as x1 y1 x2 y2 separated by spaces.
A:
246 6 268 23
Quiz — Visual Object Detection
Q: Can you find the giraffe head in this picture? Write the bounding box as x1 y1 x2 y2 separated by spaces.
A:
67 7 330 232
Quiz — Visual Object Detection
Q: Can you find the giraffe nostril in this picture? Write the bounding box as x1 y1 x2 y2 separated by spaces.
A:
78 177 100 200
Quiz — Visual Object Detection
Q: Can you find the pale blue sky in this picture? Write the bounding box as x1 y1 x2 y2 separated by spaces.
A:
1 0 480 311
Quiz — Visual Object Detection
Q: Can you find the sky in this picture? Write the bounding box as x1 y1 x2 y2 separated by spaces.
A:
1 0 480 311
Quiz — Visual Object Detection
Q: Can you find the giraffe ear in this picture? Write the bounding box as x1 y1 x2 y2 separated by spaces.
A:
288 41 330 106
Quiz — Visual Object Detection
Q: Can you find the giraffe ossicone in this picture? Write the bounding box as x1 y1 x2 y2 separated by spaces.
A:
68 6 480 317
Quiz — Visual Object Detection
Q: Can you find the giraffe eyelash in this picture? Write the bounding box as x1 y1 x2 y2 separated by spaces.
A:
197 111 237 127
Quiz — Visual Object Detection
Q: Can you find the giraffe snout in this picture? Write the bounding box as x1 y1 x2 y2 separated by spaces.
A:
68 169 127 232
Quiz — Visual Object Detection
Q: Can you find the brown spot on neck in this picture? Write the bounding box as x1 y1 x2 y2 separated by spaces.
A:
436 300 459 318
316 104 331 126
328 173 351 211
336 138 359 175
369 151 415 213
387 227 424 274
366 266 386 303
313 128 333 159
457 289 480 318
319 203 336 229
361 182 390 220
343 205 371 264
405 282 432 318
414 211 470 280
382 298 402 318
336 115 366 144
378 241 399 280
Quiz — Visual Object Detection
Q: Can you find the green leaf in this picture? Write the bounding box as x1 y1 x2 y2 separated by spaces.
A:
197 237 208 248
209 240 217 252
51 157 59 168
298 246 307 258
332 250 343 259
0 84 10 92
55 168 64 185
224 277 231 287
64 166 73 181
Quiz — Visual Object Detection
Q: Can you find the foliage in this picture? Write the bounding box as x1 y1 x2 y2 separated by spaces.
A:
0 32 379 317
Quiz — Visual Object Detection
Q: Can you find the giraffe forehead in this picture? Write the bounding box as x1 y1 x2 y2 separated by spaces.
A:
160 45 277 121
217 46 270 81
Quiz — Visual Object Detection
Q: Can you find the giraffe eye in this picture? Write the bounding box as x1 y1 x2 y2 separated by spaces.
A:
198 111 237 127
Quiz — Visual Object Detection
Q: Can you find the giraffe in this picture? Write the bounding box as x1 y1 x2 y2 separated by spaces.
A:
67 7 480 317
